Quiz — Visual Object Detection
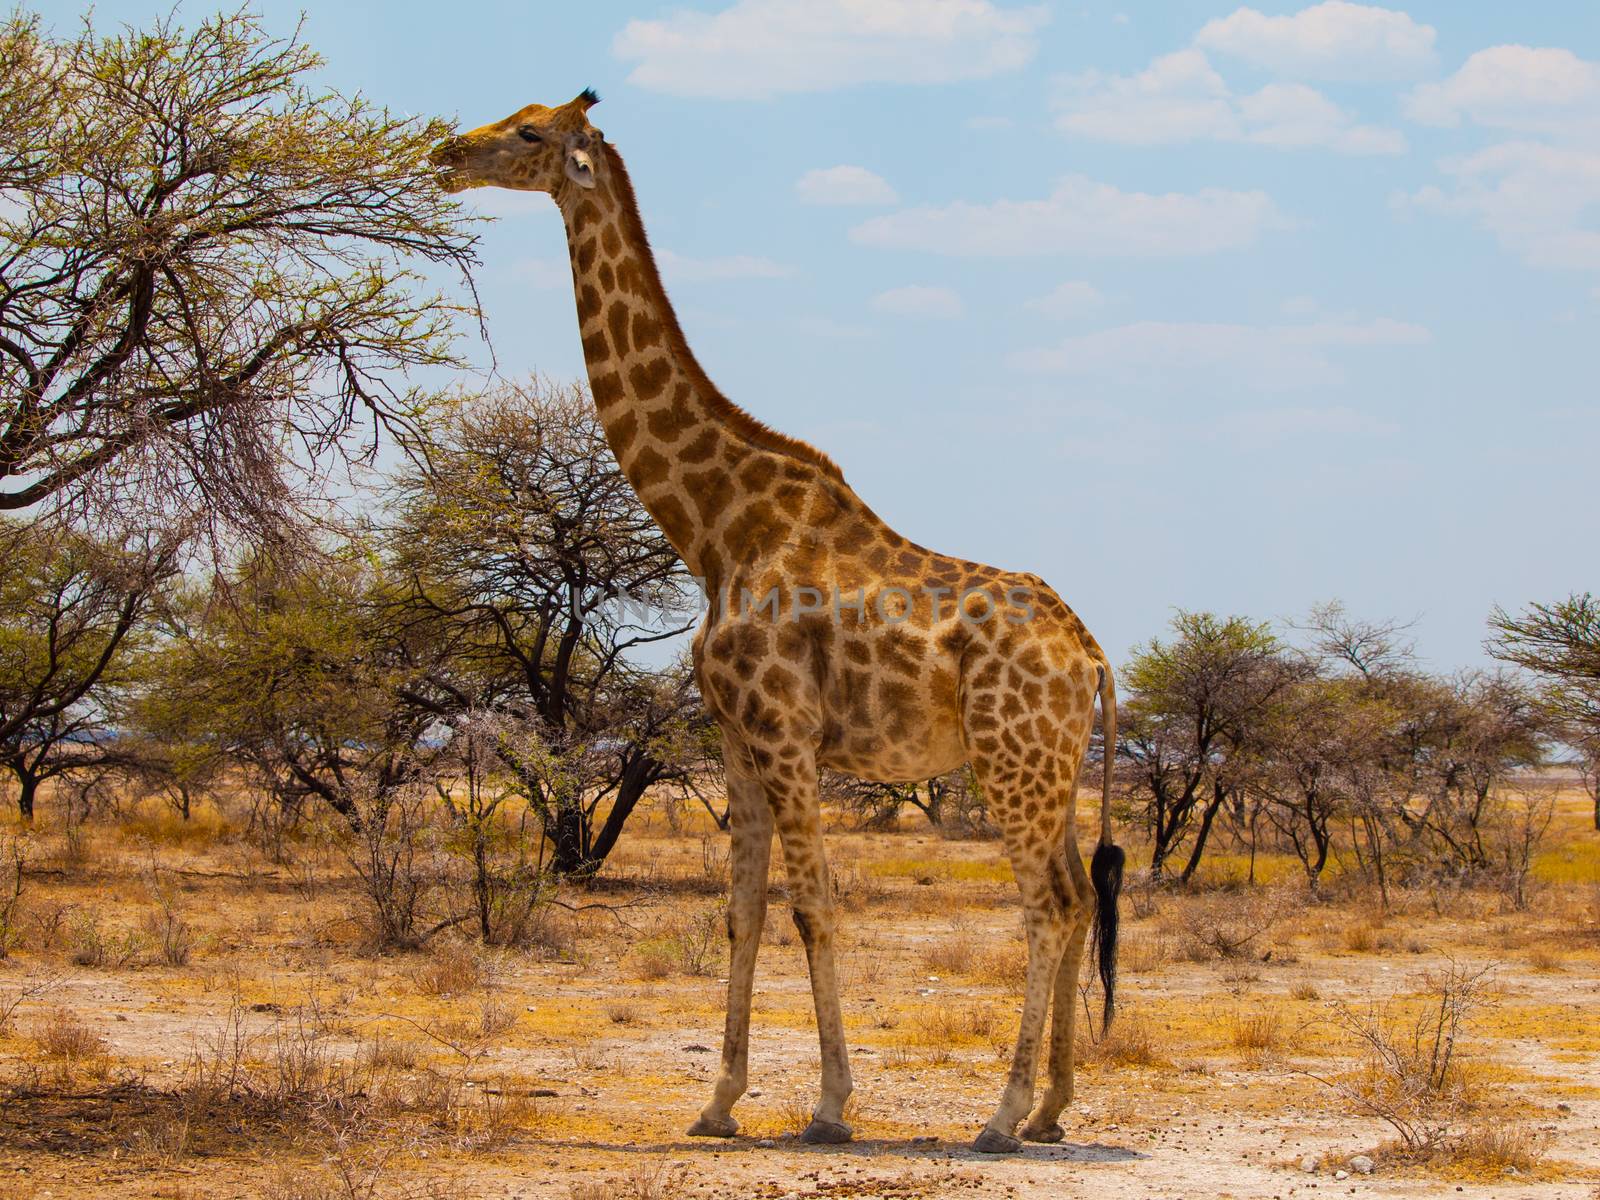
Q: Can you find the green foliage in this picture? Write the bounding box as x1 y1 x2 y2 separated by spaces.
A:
0 7 479 540
0 519 169 816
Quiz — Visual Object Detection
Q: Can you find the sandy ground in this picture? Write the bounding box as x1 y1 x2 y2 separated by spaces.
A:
0 795 1597 1200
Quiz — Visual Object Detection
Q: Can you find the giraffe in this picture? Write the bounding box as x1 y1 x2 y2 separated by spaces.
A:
430 91 1126 1154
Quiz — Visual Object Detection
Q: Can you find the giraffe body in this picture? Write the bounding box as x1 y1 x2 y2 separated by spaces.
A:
431 94 1125 1152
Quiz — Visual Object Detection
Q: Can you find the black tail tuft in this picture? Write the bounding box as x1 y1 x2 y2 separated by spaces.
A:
1091 840 1126 1030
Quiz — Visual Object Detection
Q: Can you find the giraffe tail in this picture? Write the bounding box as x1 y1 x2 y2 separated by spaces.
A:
1090 660 1125 1031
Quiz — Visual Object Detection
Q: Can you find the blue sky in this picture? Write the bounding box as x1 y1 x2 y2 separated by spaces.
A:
38 2 1600 671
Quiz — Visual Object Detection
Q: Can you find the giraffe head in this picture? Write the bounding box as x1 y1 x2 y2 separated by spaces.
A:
431 90 603 197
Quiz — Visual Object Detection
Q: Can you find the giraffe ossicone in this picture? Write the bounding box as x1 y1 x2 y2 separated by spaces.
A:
431 93 1127 1153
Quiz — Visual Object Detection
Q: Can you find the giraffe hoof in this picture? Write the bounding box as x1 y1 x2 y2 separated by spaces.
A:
972 1128 1022 1155
800 1119 853 1144
1021 1122 1065 1144
686 1114 739 1138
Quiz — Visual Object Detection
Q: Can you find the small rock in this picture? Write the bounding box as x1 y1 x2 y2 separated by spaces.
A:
530 1088 558 1098
748 1089 762 1098
1557 1103 1572 1114
1349 1155 1374 1175
1335 1170 1349 1181
756 1138 777 1148
1299 1154 1320 1174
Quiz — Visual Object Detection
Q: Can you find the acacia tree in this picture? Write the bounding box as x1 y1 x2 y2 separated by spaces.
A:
1489 594 1600 830
161 547 469 831
822 768 989 834
0 9 477 542
1118 612 1305 883
0 520 172 819
389 380 709 876
1408 672 1546 873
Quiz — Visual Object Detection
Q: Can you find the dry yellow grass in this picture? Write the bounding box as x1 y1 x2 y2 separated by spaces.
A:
0 783 1594 1197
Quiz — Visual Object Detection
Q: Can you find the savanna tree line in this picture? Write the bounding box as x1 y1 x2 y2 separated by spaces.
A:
4 381 1593 903
1 9 1595 949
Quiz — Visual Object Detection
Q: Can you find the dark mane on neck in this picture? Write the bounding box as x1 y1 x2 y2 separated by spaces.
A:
598 142 845 484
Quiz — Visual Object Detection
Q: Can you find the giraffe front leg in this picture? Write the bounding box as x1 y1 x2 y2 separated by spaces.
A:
774 808 854 1143
688 761 773 1138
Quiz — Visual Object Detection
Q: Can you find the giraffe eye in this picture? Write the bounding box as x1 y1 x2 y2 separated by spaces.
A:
518 125 543 144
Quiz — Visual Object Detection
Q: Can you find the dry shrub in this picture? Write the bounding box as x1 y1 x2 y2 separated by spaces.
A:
1308 960 1494 1155
1446 1121 1551 1174
35 1007 107 1060
0 833 27 957
1290 981 1321 1002
605 1001 639 1026
0 972 61 1038
1342 922 1378 953
1121 931 1176 973
1228 1007 1281 1060
410 941 497 996
631 943 674 981
67 909 146 968
630 907 725 979
123 803 233 849
695 835 729 892
258 1135 431 1200
920 931 976 976
1526 946 1564 973
829 859 887 910
1221 963 1261 988
1125 881 1162 921
1162 887 1302 962
569 1158 687 1200
360 1032 420 1072
142 894 196 967
1078 1015 1166 1069
971 940 1028 995
915 1003 1002 1047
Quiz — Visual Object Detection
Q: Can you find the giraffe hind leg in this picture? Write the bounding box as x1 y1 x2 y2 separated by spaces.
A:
974 830 1076 1153
1021 845 1094 1142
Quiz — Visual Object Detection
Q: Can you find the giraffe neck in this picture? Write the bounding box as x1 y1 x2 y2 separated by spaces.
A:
557 144 843 591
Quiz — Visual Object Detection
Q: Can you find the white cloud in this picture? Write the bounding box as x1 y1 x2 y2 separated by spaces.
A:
613 0 1049 100
796 165 898 206
1054 49 1405 154
1007 317 1429 386
1026 280 1105 318
1196 2 1436 81
655 249 795 282
1404 46 1600 137
871 284 963 318
850 175 1287 258
1398 142 1600 271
